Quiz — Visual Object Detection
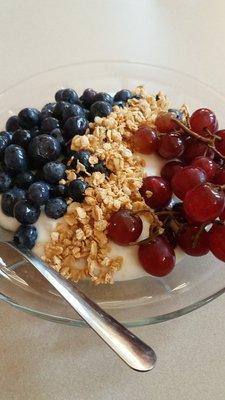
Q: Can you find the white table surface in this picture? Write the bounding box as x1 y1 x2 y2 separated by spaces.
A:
1 1 225 399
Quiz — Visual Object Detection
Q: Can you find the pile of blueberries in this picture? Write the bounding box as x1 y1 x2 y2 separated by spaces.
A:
0 87 134 248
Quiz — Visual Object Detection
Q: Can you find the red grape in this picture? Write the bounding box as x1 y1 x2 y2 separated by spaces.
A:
157 133 185 159
215 130 225 157
140 176 172 209
191 156 217 181
214 168 225 185
132 125 159 154
161 160 185 182
177 224 209 256
183 183 225 224
208 223 225 262
107 209 143 245
171 166 207 200
190 108 218 137
182 140 214 163
220 207 225 221
138 236 176 277
155 112 177 133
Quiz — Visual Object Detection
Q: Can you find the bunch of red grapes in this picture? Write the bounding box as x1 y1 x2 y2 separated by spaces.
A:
108 108 225 277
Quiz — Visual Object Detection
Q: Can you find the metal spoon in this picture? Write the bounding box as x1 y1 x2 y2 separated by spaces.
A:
1 241 156 372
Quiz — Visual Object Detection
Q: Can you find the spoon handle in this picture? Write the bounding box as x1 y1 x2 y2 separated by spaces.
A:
5 241 156 372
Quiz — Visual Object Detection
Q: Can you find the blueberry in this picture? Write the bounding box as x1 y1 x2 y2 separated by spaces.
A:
45 197 67 219
55 89 64 102
0 132 12 158
114 89 132 102
92 161 111 176
28 135 61 167
15 171 35 189
28 181 50 205
1 187 26 216
40 109 54 122
90 101 112 118
80 88 97 108
61 88 79 104
18 108 40 129
41 117 60 134
5 115 20 132
69 150 92 171
53 101 70 119
113 101 125 108
14 199 40 224
43 161 66 184
62 104 84 123
30 128 41 138
82 108 91 121
12 129 32 148
50 128 65 148
14 224 38 249
51 184 68 198
68 179 88 202
63 116 88 139
4 144 28 172
94 92 113 104
168 108 183 120
41 103 56 113
0 172 13 193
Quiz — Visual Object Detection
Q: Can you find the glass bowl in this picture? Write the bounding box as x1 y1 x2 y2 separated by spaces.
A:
1 61 225 327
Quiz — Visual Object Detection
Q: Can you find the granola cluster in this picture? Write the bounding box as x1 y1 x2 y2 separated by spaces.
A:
44 88 170 284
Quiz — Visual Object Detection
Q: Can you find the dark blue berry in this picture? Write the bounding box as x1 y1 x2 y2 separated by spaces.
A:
90 101 112 118
0 172 12 193
92 161 111 176
63 116 88 139
53 101 70 119
14 199 40 224
1 187 26 216
12 129 32 148
168 108 183 120
51 184 68 198
0 132 12 158
82 108 91 121
50 128 65 148
5 115 20 132
68 179 88 202
62 104 84 123
43 161 66 184
40 109 54 122
69 150 92 171
4 144 28 173
113 101 125 108
41 117 60 134
55 89 64 102
30 128 41 138
114 89 132 102
45 197 67 219
28 135 61 167
14 224 38 249
94 92 113 104
61 88 79 104
15 171 35 189
28 181 50 205
80 88 97 108
18 108 40 129
41 103 56 113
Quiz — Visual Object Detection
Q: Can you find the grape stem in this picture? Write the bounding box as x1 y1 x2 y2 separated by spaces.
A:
172 118 225 160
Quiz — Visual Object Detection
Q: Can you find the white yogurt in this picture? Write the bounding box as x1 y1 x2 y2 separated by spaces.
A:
0 154 184 281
